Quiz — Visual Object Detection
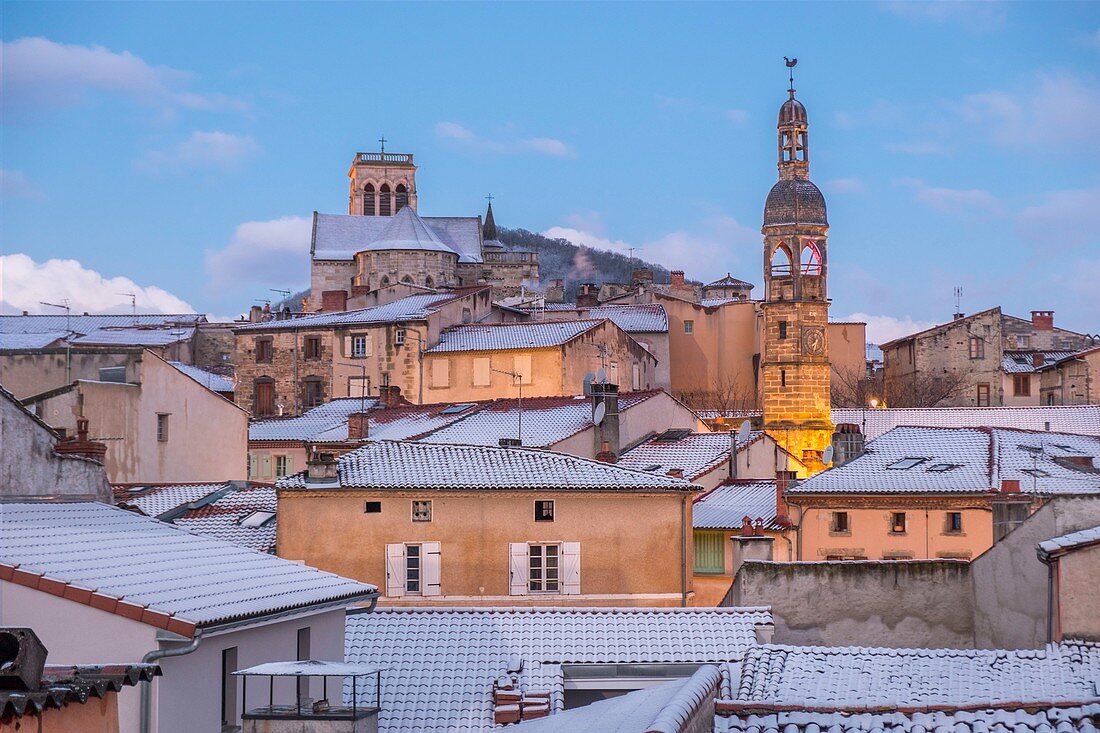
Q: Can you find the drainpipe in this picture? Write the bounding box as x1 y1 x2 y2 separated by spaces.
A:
140 630 204 733
680 493 688 607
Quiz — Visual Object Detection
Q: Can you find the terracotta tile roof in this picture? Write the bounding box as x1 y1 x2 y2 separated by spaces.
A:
0 502 375 635
345 606 773 732
278 440 697 491
830 405 1100 440
426 319 606 353
249 398 382 441
1 663 160 719
113 482 231 519
172 485 278 554
694 481 780 530
1002 350 1079 374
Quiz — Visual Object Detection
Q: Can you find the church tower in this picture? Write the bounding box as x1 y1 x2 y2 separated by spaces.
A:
348 142 418 216
760 63 833 474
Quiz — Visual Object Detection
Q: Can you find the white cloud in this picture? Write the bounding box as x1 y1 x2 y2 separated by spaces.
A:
823 177 865 194
435 122 576 158
895 177 1000 216
839 312 938 345
0 253 195 315
1016 187 1100 250
725 109 749 124
1 36 247 115
204 216 312 289
0 170 43 199
881 1 1006 31
135 131 261 173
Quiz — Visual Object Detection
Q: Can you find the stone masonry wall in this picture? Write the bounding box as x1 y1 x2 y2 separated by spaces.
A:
234 329 336 416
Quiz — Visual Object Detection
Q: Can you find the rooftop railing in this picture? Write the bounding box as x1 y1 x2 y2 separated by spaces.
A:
356 152 414 164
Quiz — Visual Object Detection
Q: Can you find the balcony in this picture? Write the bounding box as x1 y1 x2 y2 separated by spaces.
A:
236 660 382 733
355 152 414 164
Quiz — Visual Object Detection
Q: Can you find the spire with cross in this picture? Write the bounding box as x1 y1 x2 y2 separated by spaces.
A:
378 135 387 154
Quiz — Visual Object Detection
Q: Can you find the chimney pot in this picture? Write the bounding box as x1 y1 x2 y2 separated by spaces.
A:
1001 479 1021 493
595 440 617 463
378 385 405 409
670 270 686 288
1031 310 1054 331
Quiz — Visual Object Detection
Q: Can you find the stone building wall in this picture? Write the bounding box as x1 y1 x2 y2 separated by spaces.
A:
354 250 458 291
193 323 236 370
309 261 357 312
234 329 336 416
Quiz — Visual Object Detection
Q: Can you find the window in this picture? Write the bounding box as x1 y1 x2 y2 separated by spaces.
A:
98 366 126 383
302 377 324 408
778 321 788 340
363 183 376 215
348 334 372 358
831 512 850 533
431 358 450 388
240 510 276 528
1016 334 1030 348
156 414 169 443
412 500 432 522
254 378 275 417
379 183 392 216
1021 468 1050 477
535 500 555 522
395 183 408 212
528 544 560 593
977 383 991 407
770 244 793 276
945 512 963 533
891 512 907 534
513 354 533 385
887 457 926 470
928 463 961 472
349 376 370 398
221 647 238 727
1013 374 1031 397
968 337 984 359
256 338 273 363
800 240 822 275
304 336 322 360
473 357 491 387
683 320 694 334
275 454 291 478
632 363 641 390
364 501 382 513
780 369 787 387
385 542 440 597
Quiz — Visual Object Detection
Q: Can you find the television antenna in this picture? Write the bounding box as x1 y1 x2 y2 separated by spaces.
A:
492 367 525 444
40 300 72 383
116 293 137 322
953 286 962 318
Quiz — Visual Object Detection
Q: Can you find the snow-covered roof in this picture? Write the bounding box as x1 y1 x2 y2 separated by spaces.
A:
113 482 232 518
719 704 1100 732
345 606 773 733
1002 350 1079 374
171 485 278 554
249 398 381 441
0 313 203 335
706 274 754 288
619 431 753 481
586 305 668 333
168 361 235 393
831 405 1100 440
312 212 483 263
0 502 376 635
355 206 457 254
279 441 698 491
427 319 606 353
0 331 69 349
513 664 722 732
790 426 1100 496
1038 524 1100 558
236 660 378 677
417 391 664 448
235 292 473 332
694 481 780 530
68 327 195 347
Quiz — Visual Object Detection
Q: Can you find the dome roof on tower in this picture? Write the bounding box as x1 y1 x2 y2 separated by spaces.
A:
763 179 828 227
779 94 807 125
357 205 457 255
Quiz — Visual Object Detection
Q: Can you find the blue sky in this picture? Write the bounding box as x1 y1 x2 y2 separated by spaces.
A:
2 1 1098 342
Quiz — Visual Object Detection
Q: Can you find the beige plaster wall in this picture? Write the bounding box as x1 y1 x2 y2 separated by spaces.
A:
1057 543 1100 642
0 349 143 400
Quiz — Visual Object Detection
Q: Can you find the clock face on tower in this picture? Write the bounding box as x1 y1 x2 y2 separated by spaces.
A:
802 326 826 356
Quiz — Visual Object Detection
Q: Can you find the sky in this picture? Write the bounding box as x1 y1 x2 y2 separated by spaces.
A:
2 1 1098 343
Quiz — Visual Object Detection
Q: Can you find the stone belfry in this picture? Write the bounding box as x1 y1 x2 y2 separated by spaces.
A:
760 60 834 474
348 137 418 216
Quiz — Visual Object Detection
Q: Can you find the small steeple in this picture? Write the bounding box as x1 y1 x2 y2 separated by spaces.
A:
482 195 497 241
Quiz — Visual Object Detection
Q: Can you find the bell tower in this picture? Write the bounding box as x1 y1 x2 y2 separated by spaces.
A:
760 60 833 474
348 137 418 216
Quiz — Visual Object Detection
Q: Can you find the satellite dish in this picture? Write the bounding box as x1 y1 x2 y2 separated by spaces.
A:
596 367 607 383
583 372 595 396
737 420 751 444
593 402 606 426
822 445 835 466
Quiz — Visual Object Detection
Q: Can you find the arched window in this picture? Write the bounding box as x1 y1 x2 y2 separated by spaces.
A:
362 184 376 215
379 184 392 216
253 377 275 417
380 275 390 286
395 184 408 212
770 243 793 276
424 275 434 288
401 275 414 284
800 240 822 276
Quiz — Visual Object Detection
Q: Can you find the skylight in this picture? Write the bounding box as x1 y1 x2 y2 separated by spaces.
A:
927 463 961 472
1052 444 1084 454
1021 468 1050 478
127 486 150 494
642 464 662 472
240 511 276 528
887 457 927 470
654 429 691 443
440 403 476 415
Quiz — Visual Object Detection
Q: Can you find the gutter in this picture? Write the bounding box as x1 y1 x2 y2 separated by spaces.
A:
141 629 204 733
680 493 689 607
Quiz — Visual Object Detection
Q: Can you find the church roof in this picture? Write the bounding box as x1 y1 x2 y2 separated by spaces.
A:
482 201 497 240
312 211 483 263
763 178 828 227
357 206 455 254
705 274 754 289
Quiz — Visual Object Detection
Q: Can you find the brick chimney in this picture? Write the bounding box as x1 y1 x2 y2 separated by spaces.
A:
670 270 686 289
53 417 108 464
1000 479 1021 493
576 283 599 308
321 290 348 312
595 440 617 463
632 269 653 285
378 385 405 409
774 470 797 527
249 305 263 323
1032 352 1045 368
347 412 369 441
1031 311 1054 331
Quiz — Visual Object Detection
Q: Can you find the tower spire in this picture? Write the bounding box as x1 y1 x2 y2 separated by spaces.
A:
483 194 497 241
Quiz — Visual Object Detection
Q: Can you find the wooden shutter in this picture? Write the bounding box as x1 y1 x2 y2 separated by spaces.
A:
473 357 491 387
285 456 294 475
261 456 272 479
431 359 450 388
343 336 353 357
513 354 532 385
385 544 405 597
562 542 581 595
422 541 441 597
509 543 529 596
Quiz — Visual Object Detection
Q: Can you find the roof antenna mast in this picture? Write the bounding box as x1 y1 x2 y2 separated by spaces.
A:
954 286 962 319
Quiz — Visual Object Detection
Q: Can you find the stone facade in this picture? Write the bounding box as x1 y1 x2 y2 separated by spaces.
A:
347 151 418 215
354 249 458 291
1039 346 1100 405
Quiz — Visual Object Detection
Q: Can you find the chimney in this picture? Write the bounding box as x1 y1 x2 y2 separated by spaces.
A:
670 270 686 289
665 468 684 479
1000 479 1021 493
350 285 371 299
1031 311 1054 331
576 283 599 308
306 453 339 484
595 440 617 463
347 412 369 441
632 268 653 285
249 305 263 323
730 534 774 581
546 279 566 304
378 385 405 409
830 423 865 467
498 437 522 448
952 312 966 321
1032 352 1045 368
774 470 797 527
53 417 108 464
321 290 348 312
0 628 48 691
591 382 620 458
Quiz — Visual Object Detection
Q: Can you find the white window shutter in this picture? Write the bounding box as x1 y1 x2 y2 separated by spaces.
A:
343 336 353 357
364 334 373 357
385 544 405 597
562 542 581 595
286 455 294 474
422 542 442 596
509 543 529 596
